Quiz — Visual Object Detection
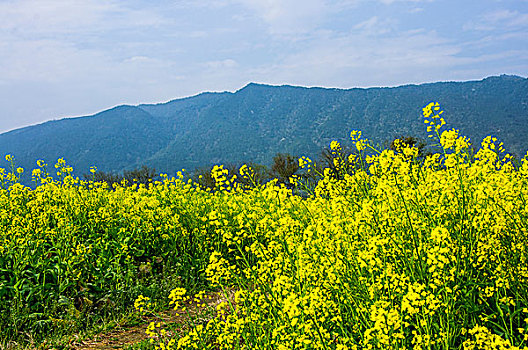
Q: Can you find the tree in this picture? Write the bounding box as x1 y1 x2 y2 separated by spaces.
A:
270 153 299 187
389 135 431 160
192 166 216 190
123 165 157 185
84 165 157 188
236 162 270 189
317 145 357 180
84 170 121 186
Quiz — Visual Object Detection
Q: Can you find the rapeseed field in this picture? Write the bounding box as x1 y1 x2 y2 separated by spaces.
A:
1 103 528 349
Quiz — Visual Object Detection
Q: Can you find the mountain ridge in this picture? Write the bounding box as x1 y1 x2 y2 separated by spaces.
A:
1 75 527 180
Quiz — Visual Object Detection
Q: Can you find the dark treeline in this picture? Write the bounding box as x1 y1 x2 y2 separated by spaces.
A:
86 135 437 192
83 165 159 187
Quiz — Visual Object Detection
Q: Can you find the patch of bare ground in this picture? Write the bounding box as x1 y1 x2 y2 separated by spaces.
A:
69 323 153 350
67 290 232 350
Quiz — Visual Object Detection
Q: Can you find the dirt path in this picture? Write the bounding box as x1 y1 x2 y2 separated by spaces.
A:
68 290 231 350
71 323 153 349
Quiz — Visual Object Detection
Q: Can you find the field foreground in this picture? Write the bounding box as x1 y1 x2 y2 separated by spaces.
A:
1 103 528 349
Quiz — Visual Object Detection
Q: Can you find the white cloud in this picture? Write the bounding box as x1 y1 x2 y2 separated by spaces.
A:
0 0 116 34
353 16 397 35
353 16 380 30
231 0 433 37
0 38 105 82
124 56 152 63
233 0 327 35
333 0 429 8
243 29 479 88
409 7 424 13
205 59 239 69
376 0 432 4
0 0 166 38
464 9 528 31
491 10 528 27
0 0 177 84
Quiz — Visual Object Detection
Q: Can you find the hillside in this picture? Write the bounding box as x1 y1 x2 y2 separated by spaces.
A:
1 75 527 179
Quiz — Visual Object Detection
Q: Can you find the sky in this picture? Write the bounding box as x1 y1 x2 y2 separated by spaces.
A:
0 0 527 133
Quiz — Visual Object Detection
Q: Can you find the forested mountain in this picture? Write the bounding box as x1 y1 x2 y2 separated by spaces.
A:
1 75 527 179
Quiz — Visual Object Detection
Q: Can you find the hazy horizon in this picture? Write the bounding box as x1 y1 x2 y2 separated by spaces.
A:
2 74 526 135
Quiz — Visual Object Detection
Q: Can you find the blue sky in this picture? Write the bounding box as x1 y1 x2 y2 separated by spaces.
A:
0 0 527 133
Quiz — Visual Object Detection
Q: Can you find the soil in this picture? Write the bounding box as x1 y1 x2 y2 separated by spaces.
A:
67 290 232 350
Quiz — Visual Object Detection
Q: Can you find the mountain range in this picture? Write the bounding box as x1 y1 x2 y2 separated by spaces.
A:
1 74 527 180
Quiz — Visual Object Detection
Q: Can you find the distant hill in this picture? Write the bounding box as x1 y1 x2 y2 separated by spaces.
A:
1 75 527 180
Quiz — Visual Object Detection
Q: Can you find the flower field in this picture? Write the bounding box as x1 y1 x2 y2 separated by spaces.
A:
1 103 528 349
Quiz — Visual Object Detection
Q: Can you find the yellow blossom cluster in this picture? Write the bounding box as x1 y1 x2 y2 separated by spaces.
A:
1 102 528 349
150 102 527 349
